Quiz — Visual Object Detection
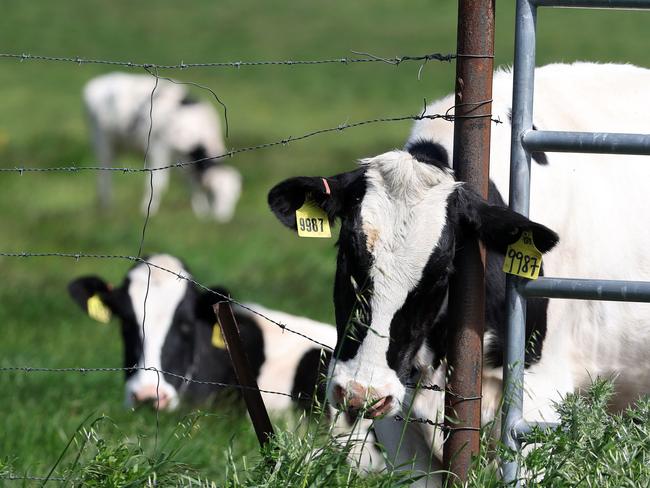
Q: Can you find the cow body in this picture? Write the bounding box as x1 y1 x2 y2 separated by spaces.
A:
269 62 650 485
83 72 241 222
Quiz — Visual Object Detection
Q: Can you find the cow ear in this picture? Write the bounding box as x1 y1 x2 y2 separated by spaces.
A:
194 285 232 324
268 169 364 231
67 276 114 324
456 185 559 254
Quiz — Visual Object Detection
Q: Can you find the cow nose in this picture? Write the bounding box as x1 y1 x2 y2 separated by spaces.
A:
332 382 394 419
134 385 171 411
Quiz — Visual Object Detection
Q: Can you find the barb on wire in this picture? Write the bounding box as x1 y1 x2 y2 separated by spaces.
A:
143 66 230 138
405 382 482 402
394 415 481 433
0 51 455 70
0 110 501 175
0 366 309 401
0 251 332 350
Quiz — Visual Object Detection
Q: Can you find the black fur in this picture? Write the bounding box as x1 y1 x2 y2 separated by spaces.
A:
180 94 199 105
292 348 331 410
406 140 450 169
188 145 217 173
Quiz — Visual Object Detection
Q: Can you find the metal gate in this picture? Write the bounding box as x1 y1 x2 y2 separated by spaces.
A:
502 0 650 485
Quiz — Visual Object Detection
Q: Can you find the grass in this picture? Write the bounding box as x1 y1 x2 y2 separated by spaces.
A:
1 0 650 485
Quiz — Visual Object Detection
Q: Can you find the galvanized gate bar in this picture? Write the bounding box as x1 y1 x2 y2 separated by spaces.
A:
443 0 494 482
534 0 650 8
519 277 650 302
523 130 650 154
513 421 560 440
502 0 537 485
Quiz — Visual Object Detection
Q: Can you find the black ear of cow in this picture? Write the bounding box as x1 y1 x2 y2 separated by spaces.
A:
67 276 112 312
267 169 365 231
455 185 559 254
194 285 233 324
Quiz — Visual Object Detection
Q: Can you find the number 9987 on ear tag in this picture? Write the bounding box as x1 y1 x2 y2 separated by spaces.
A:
502 230 543 280
295 201 331 238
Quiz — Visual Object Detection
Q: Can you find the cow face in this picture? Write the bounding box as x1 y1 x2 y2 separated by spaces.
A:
268 141 558 418
68 254 224 410
187 145 242 223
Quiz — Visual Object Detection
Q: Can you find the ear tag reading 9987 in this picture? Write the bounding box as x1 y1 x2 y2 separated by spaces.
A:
212 323 227 349
295 200 331 238
87 294 111 324
502 230 543 280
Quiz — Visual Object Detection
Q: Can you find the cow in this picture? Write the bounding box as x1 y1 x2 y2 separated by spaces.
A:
83 72 241 222
67 253 384 470
268 62 650 485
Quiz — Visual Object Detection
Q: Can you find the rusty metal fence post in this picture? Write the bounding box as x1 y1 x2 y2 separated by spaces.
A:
214 302 275 447
443 0 495 483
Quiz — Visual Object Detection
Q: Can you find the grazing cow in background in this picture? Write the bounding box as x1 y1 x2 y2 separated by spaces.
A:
83 72 241 222
68 254 384 470
268 62 650 485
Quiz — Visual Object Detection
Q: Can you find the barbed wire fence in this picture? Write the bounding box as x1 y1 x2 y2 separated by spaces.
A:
0 48 496 483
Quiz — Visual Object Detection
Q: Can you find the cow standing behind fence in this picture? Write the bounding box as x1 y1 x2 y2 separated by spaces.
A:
83 72 241 222
268 62 650 486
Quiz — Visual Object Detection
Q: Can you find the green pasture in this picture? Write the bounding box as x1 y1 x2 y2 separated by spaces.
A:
0 1 649 484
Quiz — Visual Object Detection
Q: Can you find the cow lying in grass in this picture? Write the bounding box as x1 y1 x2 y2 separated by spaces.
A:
83 72 241 222
268 62 650 486
68 253 383 470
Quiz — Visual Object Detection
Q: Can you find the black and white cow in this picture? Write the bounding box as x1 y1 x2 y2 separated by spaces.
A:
83 72 241 222
68 254 385 470
67 254 336 411
268 62 650 484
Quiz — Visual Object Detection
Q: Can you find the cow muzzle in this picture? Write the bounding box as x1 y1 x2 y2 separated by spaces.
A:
133 385 171 410
331 381 395 419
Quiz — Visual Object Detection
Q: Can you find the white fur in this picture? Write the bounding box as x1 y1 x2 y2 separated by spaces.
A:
334 62 650 483
124 254 189 410
83 72 240 222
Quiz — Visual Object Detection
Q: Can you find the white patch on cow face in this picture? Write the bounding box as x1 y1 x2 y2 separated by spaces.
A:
124 254 189 410
199 165 242 222
328 150 458 413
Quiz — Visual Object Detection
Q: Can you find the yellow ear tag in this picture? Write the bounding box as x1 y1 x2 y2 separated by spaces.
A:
502 230 543 280
87 294 111 324
212 323 227 349
295 200 331 238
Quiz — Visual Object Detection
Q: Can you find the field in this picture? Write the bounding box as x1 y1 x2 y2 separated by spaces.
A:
1 1 649 485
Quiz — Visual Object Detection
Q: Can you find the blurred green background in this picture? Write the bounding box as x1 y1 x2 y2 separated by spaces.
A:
0 0 648 481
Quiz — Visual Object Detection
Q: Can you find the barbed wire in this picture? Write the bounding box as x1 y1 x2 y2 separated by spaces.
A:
405 382 482 402
0 110 501 174
0 46 491 464
0 251 333 350
0 366 480 432
0 366 305 400
0 51 456 70
0 250 484 404
0 474 68 482
394 415 480 433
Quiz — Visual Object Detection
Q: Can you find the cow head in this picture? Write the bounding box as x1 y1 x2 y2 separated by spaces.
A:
268 141 558 418
187 145 242 223
67 254 233 410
